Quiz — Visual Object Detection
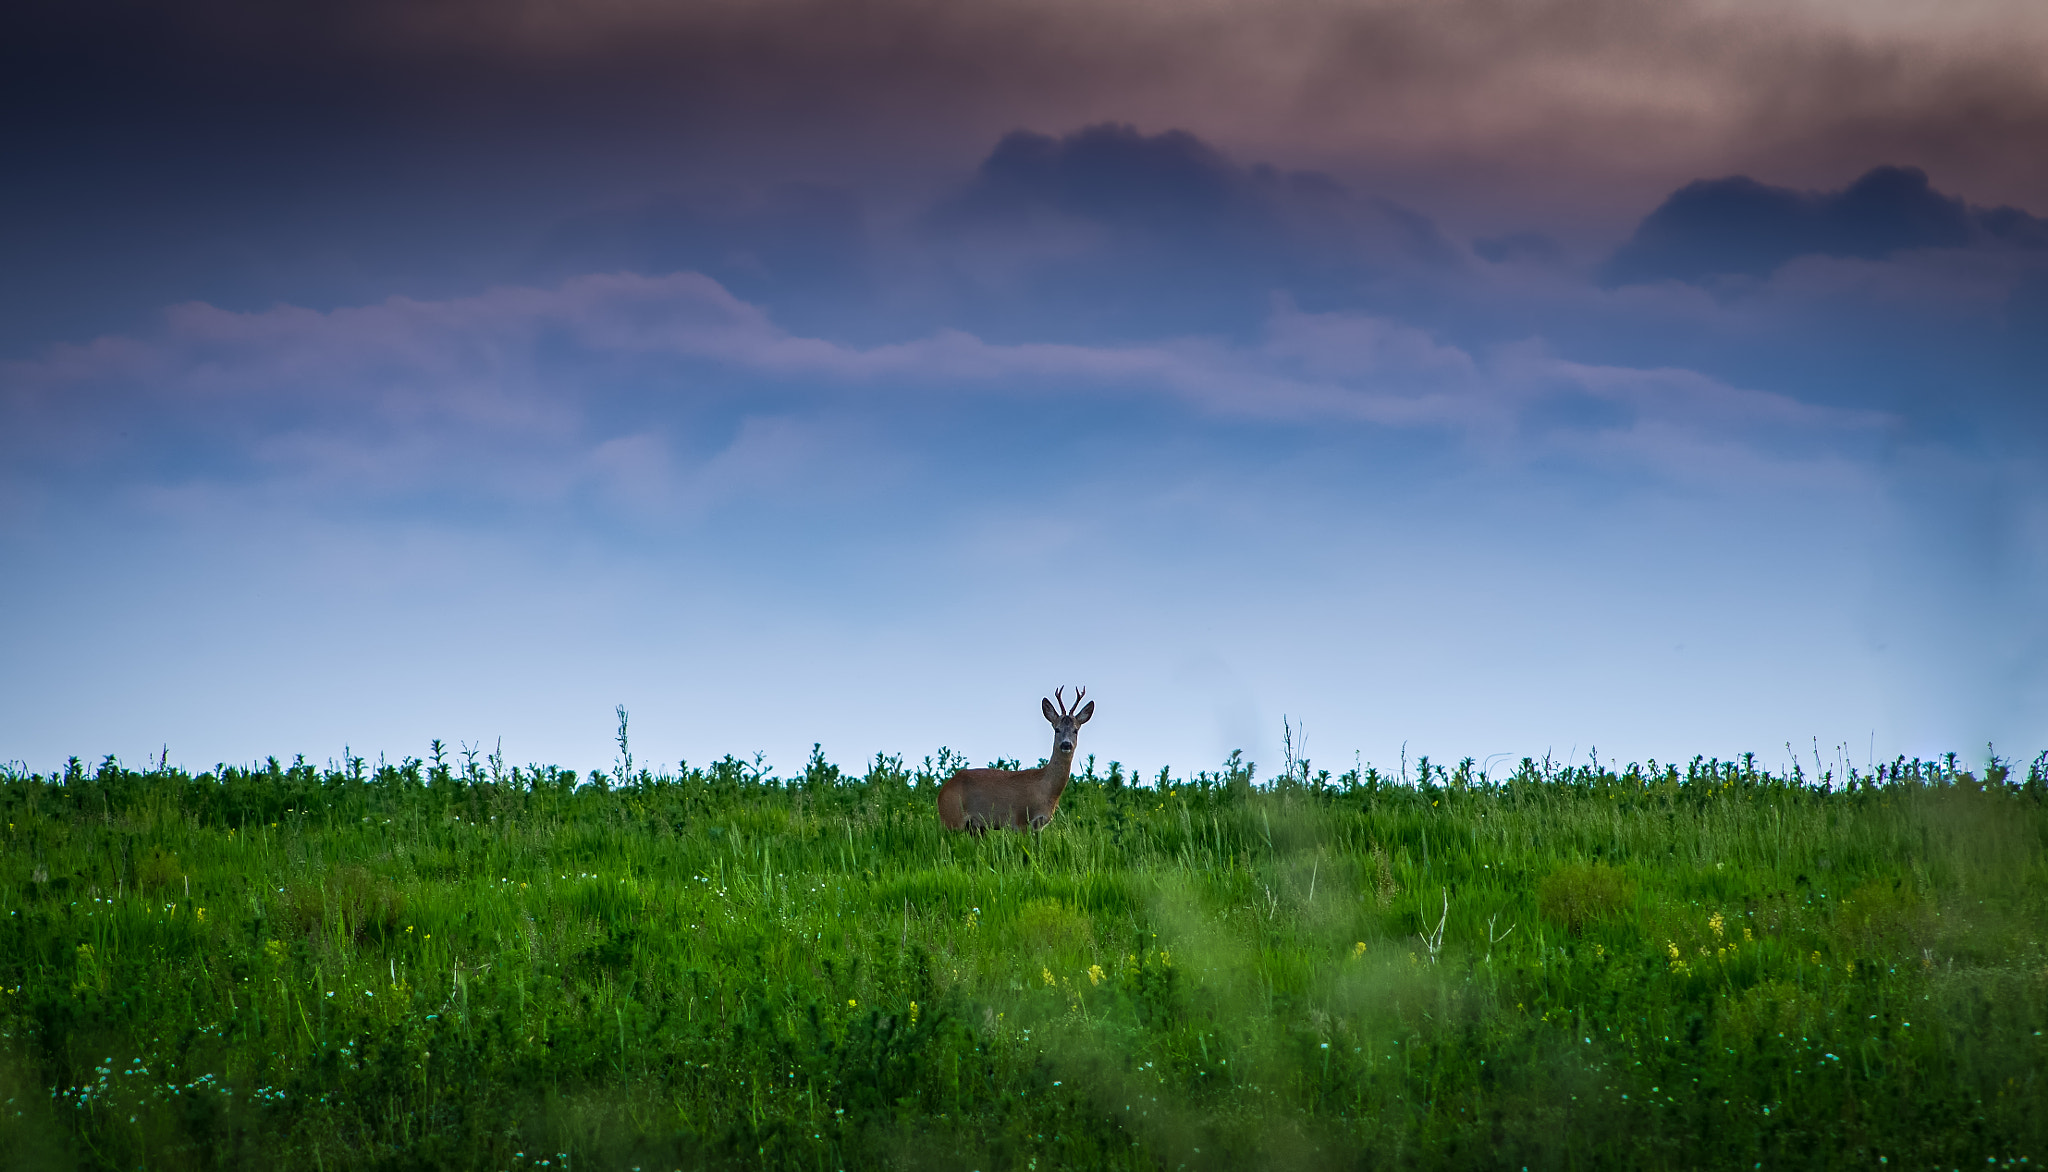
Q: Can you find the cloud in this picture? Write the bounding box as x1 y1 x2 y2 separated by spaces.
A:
9 0 2048 224
1601 166 2048 286
1 273 821 515
919 123 1454 339
2 270 1889 528
10 0 2048 365
932 124 1449 264
508 124 1456 345
531 184 873 325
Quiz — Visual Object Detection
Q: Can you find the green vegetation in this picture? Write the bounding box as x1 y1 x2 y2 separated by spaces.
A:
1 741 2044 1171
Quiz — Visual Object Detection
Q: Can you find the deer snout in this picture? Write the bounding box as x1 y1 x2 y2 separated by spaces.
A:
1058 739 1075 753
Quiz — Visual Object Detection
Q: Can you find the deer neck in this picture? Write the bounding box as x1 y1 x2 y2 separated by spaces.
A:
1039 747 1076 796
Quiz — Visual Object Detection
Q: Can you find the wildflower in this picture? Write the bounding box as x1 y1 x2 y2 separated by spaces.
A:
1352 941 1368 958
1708 912 1725 939
847 999 856 1008
1042 967 1056 986
909 1001 919 1025
1086 964 1104 986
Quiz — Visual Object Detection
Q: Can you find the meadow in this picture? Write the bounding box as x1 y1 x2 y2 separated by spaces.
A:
0 736 2043 1171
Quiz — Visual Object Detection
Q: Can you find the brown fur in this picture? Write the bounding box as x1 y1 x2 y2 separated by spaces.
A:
937 690 1093 834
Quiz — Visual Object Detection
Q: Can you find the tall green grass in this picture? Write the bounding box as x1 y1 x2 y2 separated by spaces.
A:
1 744 2043 1170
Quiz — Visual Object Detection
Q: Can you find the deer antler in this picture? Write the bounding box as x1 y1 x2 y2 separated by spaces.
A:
1069 685 1085 712
1052 685 1069 717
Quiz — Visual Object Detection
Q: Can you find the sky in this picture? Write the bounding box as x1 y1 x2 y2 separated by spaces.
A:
4 0 2046 782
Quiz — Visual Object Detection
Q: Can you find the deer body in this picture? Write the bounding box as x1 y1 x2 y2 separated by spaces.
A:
938 688 1094 834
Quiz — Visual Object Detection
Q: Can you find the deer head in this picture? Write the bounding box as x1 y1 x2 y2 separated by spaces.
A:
1041 685 1095 756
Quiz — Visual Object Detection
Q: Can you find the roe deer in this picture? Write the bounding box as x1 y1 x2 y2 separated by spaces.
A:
937 687 1095 834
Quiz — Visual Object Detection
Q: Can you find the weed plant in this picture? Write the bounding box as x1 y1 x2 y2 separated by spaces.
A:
0 743 2044 1170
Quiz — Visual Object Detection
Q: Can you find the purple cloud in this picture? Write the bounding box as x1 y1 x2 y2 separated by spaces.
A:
1602 166 2047 286
4 269 1891 525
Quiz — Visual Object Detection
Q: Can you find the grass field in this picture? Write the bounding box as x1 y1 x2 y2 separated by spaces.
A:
0 740 2043 1171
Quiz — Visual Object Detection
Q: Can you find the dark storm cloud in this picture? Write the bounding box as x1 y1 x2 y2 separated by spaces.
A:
7 0 2048 358
1601 166 2048 286
9 0 2048 206
509 124 1453 344
921 123 1454 341
932 124 1451 261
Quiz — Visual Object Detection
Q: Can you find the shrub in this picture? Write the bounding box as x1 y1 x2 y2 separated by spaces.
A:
1536 860 1635 935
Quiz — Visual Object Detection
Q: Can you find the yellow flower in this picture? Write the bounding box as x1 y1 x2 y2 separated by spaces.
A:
847 998 857 1008
1708 912 1725 939
195 907 206 922
1086 964 1104 986
909 1001 919 1025
1666 942 1681 961
1743 927 1754 943
1352 942 1368 958
1042 967 1056 985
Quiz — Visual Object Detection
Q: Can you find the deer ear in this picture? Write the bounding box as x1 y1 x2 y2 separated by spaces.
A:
1043 697 1058 722
1075 701 1095 725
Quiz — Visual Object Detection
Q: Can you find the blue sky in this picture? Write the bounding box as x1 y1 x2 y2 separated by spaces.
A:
4 0 2045 780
